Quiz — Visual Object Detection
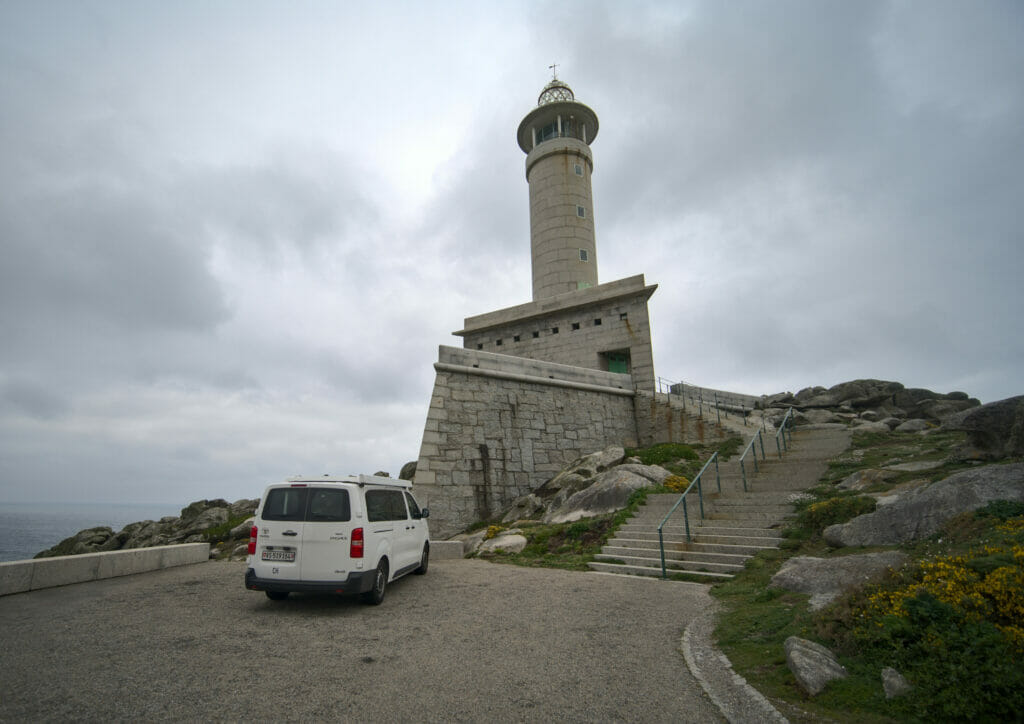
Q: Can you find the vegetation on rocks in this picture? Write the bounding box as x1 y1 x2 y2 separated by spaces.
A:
712 419 1024 722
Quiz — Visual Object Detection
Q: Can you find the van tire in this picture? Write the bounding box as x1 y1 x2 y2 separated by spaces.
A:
414 544 429 575
362 560 388 605
265 591 289 601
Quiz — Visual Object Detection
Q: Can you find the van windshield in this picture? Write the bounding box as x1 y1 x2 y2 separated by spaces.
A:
262 487 351 522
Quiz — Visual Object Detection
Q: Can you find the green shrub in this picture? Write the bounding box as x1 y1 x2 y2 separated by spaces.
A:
786 495 876 540
625 442 698 466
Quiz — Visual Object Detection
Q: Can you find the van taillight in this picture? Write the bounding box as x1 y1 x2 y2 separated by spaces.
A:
247 525 258 555
350 527 364 558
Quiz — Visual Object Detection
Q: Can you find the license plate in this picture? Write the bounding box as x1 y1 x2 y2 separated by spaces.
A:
261 550 295 562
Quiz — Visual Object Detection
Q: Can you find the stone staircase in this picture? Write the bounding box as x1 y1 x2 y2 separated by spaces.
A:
588 426 852 581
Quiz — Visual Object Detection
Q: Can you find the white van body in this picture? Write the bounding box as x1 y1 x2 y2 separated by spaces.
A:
244 474 429 604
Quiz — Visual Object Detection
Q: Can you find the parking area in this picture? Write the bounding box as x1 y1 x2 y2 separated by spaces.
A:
0 559 722 722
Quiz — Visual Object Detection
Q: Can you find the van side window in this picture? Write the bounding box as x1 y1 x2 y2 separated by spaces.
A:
262 488 309 521
308 488 350 522
366 489 408 522
404 492 422 519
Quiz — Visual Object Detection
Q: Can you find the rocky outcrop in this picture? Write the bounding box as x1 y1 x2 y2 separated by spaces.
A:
943 395 1024 460
824 463 1024 547
762 379 979 427
784 636 848 696
544 468 657 524
770 552 908 610
34 498 259 560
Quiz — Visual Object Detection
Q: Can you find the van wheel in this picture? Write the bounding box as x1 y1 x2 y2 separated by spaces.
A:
362 560 388 605
265 591 289 601
414 544 429 575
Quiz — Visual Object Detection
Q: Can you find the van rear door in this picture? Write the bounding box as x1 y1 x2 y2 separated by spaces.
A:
252 485 308 580
298 486 355 583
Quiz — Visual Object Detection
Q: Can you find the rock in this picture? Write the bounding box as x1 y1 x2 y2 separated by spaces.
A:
373 470 390 478
179 506 229 536
762 391 795 408
501 494 543 523
228 499 259 518
478 532 527 554
883 460 944 472
229 518 255 539
769 552 908 610
944 395 1024 460
859 410 882 422
894 419 930 433
837 468 897 491
614 463 674 485
824 463 1024 547
915 398 976 422
785 636 848 696
802 409 841 425
880 417 903 430
544 468 654 524
399 460 417 480
179 499 230 521
623 456 642 464
882 667 912 699
450 528 488 555
852 421 891 434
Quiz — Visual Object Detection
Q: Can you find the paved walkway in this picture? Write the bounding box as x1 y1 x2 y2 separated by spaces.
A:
0 558 723 722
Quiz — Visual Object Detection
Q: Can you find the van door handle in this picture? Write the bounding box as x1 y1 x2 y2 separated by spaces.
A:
282 530 299 536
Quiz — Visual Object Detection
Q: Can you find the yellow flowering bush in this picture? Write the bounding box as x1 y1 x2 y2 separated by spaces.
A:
663 475 690 493
484 525 504 540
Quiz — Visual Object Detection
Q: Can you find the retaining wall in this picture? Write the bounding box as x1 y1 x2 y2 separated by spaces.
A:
0 543 210 596
414 346 638 538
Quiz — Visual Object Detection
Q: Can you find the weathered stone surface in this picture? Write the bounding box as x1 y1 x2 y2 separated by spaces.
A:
884 460 944 472
399 460 417 481
450 529 488 556
837 468 897 490
785 636 848 696
851 420 891 434
544 469 653 524
944 395 1024 460
824 463 1024 547
501 494 543 523
882 667 912 699
478 532 527 554
802 409 841 424
894 419 930 433
770 552 908 610
614 463 673 485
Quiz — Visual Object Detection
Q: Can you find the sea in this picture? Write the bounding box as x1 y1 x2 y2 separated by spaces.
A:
0 501 185 563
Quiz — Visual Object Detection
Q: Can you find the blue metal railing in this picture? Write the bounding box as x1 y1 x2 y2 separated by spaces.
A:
775 406 795 458
657 452 720 578
738 428 767 492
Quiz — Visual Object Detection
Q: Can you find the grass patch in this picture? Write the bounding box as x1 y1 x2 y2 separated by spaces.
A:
202 513 252 544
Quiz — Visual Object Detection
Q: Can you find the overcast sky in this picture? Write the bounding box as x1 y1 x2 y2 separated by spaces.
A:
1 1 1021 507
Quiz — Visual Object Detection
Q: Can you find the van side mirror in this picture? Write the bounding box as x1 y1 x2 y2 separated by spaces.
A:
420 508 429 519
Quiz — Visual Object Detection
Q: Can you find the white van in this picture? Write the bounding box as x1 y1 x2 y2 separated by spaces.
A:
244 474 429 604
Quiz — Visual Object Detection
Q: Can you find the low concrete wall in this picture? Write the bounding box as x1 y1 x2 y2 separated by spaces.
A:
0 543 210 597
430 541 465 560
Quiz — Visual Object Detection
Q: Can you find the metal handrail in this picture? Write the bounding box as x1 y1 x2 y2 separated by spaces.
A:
775 406 795 458
738 428 767 492
657 452 720 578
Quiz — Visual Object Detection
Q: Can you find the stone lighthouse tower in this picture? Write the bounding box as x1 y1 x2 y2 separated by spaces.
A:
517 76 600 301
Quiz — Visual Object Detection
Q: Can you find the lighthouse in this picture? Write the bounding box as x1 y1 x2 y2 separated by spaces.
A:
517 76 600 301
454 73 658 392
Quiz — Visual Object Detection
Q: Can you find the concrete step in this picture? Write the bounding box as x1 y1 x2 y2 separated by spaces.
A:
588 560 735 581
611 531 782 548
617 523 782 538
593 552 744 575
601 544 751 566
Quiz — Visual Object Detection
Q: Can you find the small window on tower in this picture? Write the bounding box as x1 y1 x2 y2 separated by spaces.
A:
574 163 583 176
513 335 521 342
552 327 559 334
577 206 586 218
619 312 628 321
579 249 588 262
532 331 539 338
571 322 580 331
476 343 483 350
496 339 503 346
594 318 602 326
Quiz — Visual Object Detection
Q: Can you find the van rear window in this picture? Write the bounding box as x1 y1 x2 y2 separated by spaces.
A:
262 487 351 522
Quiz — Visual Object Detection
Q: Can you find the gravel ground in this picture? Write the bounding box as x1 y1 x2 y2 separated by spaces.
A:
0 559 724 722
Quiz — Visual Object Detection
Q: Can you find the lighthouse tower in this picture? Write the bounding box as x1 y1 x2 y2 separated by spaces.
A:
517 76 600 301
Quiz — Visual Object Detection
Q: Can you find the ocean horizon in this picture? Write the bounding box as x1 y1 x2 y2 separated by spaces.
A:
0 501 186 563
